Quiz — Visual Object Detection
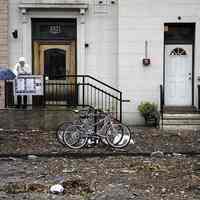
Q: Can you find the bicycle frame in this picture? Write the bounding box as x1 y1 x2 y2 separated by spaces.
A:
80 113 114 139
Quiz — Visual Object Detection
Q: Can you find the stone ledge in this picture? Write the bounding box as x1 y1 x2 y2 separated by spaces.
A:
19 3 89 10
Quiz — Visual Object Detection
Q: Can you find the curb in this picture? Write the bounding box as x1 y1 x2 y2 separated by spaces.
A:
0 151 199 159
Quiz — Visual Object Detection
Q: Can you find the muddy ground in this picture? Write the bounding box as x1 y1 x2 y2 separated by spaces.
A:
0 128 199 199
0 156 199 200
0 128 200 155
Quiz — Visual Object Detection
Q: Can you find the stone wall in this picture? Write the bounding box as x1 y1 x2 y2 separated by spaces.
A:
0 109 78 130
0 0 8 66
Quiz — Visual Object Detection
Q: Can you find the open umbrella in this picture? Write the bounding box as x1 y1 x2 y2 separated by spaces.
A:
0 67 16 80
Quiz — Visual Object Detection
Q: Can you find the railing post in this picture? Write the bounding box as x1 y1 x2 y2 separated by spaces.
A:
43 75 46 108
94 108 97 134
120 92 122 122
198 85 200 111
82 76 85 106
160 85 164 128
4 80 7 108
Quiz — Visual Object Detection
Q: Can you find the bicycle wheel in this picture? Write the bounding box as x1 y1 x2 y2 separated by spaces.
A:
56 121 73 145
106 123 131 148
63 125 87 149
56 119 84 145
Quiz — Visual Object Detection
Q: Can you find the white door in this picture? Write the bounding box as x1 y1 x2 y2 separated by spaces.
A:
165 45 192 106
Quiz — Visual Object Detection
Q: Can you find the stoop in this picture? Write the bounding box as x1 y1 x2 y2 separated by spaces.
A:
160 106 200 130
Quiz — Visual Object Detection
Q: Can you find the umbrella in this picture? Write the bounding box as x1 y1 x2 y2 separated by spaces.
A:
0 67 16 80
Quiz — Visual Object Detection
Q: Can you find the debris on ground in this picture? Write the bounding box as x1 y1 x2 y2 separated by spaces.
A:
151 151 164 158
0 128 199 199
0 156 198 199
50 184 64 194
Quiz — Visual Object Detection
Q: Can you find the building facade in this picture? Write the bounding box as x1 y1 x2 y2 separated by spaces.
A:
0 0 8 66
3 0 200 125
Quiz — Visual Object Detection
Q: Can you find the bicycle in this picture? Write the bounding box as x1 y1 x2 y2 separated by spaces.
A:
56 107 97 145
62 111 131 149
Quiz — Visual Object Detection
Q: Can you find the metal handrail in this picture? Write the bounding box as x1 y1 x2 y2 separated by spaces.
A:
198 85 200 111
160 84 164 128
53 75 123 121
54 74 122 93
5 74 124 122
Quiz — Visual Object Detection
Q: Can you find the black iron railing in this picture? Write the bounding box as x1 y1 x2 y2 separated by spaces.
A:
160 84 164 128
198 85 200 111
5 75 124 122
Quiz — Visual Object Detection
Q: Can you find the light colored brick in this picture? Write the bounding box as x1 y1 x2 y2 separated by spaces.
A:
0 81 5 109
0 0 8 66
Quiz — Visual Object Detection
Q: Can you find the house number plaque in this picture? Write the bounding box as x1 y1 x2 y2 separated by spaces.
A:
49 25 61 34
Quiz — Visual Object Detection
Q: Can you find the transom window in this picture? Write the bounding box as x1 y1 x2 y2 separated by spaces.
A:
170 47 187 56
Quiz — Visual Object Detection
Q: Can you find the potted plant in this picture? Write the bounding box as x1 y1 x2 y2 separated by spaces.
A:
138 101 160 127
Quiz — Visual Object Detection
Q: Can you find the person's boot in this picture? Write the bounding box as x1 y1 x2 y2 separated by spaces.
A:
22 96 27 109
16 96 22 108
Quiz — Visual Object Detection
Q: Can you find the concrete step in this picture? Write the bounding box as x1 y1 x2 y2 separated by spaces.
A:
161 113 200 130
162 124 200 130
163 119 200 125
163 106 197 113
163 113 200 119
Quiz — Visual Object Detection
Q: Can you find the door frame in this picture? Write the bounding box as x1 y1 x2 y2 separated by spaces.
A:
163 23 195 107
39 44 71 76
32 40 77 105
32 40 76 76
164 44 193 106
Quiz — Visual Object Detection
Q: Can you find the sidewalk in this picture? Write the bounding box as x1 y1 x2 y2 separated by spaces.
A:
0 127 199 200
0 127 199 157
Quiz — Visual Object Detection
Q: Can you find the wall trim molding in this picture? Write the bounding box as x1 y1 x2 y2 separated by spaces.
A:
19 3 89 10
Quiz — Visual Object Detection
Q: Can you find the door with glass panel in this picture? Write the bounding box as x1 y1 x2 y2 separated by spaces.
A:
165 45 192 106
33 42 76 105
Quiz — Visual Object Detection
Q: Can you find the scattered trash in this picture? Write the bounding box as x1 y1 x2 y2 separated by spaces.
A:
63 169 76 173
50 184 64 194
130 139 135 144
172 153 182 158
27 155 38 160
151 151 164 158
0 157 16 162
161 188 166 193
86 138 98 147
53 176 65 183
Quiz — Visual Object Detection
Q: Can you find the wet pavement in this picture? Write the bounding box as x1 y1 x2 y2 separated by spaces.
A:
0 155 199 200
0 127 199 156
0 127 199 199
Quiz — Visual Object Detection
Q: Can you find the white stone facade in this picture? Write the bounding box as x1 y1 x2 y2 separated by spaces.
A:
7 0 200 124
118 0 200 124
